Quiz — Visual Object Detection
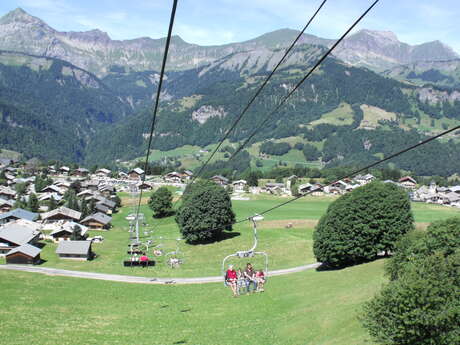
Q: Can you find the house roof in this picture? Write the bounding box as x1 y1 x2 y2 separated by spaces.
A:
399 176 417 184
50 222 88 237
41 207 82 221
41 185 62 193
95 203 110 213
211 175 229 182
98 198 116 209
56 240 91 255
0 224 38 246
96 168 111 174
0 186 16 196
449 186 460 193
59 166 70 171
75 168 89 173
0 198 14 207
9 219 42 231
265 183 285 188
81 212 112 225
130 168 144 175
6 243 41 258
77 190 94 197
0 209 38 222
232 180 247 185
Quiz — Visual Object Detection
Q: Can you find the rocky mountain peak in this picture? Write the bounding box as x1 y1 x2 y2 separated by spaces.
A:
0 7 47 26
349 29 400 46
63 29 111 43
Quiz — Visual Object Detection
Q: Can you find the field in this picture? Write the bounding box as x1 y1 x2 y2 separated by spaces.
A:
4 195 457 279
0 259 386 345
1 194 458 344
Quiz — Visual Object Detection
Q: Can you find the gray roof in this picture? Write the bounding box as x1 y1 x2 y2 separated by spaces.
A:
130 168 144 175
0 186 16 196
81 212 112 225
56 241 91 255
212 175 229 182
95 203 110 213
41 185 62 193
99 198 116 209
0 209 38 222
0 198 14 207
41 207 82 221
0 224 38 246
7 243 41 258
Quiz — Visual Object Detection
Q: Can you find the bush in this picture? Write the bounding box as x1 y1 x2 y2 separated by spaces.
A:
259 142 291 156
148 187 173 218
313 181 413 267
175 180 235 243
302 143 320 161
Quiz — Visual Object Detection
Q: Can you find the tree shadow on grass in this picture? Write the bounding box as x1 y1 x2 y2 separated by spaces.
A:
316 256 388 272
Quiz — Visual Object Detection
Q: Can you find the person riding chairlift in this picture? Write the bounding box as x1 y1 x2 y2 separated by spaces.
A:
225 264 238 297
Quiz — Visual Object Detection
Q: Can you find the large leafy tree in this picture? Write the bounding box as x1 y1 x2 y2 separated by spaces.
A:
362 218 460 345
313 181 413 267
148 187 173 218
175 180 235 243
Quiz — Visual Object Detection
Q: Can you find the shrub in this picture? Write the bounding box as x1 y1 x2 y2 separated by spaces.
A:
148 187 173 218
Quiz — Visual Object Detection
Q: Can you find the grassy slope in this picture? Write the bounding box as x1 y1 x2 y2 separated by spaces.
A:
0 259 386 345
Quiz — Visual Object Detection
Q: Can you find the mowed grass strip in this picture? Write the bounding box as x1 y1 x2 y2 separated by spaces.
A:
0 259 385 345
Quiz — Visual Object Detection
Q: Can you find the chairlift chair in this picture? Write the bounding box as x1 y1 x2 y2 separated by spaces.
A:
221 214 268 286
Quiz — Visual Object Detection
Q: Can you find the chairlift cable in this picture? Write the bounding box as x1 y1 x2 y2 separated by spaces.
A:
134 0 179 221
228 0 380 161
189 0 329 185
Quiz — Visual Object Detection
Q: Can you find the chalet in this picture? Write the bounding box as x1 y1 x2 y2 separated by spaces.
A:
0 224 40 254
0 186 16 200
8 219 42 232
448 186 460 194
264 183 285 195
232 180 247 193
41 207 82 223
211 175 229 186
95 202 110 214
95 168 112 177
128 168 145 180
73 168 90 177
0 209 38 225
77 190 95 199
298 183 313 195
164 172 182 183
440 192 460 205
0 158 13 168
96 197 116 210
311 183 325 196
399 176 417 189
5 243 41 264
54 181 71 191
81 180 99 192
50 223 88 241
0 198 14 213
81 213 112 230
354 174 375 185
137 181 153 190
38 193 62 203
182 170 193 181
118 171 128 179
56 240 93 260
40 185 63 195
99 184 115 196
59 166 70 175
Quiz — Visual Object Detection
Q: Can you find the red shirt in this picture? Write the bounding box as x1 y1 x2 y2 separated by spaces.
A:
226 269 237 280
140 255 148 262
256 271 264 278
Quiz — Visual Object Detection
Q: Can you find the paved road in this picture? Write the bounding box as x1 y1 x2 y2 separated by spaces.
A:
0 262 321 285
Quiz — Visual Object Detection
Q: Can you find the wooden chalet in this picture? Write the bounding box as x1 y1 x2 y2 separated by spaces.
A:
399 176 417 189
59 166 70 175
137 181 153 190
95 168 112 177
73 168 90 177
81 212 112 230
40 185 63 195
0 224 40 254
211 175 229 186
0 198 14 213
5 243 41 264
164 172 182 183
0 186 16 200
0 209 38 225
128 168 145 180
56 240 93 260
41 207 82 223
50 223 88 241
232 180 247 192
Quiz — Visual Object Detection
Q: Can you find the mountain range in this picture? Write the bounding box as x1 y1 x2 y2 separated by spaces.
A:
0 8 460 176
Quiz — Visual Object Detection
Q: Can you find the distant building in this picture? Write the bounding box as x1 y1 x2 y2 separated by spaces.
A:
232 180 247 193
0 198 14 213
0 224 40 254
211 175 229 186
128 168 145 180
41 207 82 223
399 176 417 189
81 212 112 230
0 209 39 225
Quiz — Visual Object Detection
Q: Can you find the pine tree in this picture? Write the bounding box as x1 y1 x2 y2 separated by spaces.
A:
27 193 39 213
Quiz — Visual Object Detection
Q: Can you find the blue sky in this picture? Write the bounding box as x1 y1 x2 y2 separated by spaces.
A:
1 0 460 52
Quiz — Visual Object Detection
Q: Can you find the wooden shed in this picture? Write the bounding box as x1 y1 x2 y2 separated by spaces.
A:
56 241 93 260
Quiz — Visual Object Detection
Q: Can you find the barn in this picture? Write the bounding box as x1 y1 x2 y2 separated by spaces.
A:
6 243 41 264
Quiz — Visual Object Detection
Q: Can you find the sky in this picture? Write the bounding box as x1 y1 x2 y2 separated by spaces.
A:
1 0 460 52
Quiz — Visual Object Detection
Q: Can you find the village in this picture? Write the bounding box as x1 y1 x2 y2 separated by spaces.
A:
0 156 459 266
